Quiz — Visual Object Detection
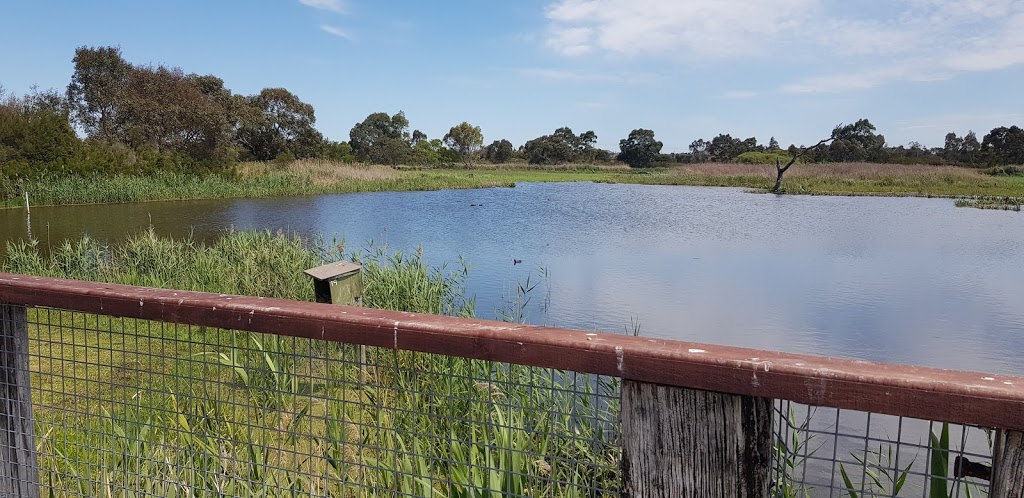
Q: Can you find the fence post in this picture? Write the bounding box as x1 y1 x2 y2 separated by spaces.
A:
0 303 39 498
620 380 771 498
991 429 1024 498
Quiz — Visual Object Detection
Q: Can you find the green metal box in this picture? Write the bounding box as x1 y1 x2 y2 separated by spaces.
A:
304 261 362 306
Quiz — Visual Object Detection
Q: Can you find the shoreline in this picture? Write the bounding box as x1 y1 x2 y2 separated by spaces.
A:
3 160 1023 210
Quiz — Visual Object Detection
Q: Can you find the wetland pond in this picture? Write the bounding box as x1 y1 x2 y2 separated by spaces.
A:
3 182 1023 377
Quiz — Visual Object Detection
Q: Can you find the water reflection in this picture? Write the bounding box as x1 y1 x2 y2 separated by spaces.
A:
2 183 1022 376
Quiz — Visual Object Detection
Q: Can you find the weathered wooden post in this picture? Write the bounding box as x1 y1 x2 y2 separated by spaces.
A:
304 261 365 381
620 381 772 498
991 429 1024 498
0 302 39 497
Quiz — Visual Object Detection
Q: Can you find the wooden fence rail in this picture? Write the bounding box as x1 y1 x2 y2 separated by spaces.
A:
1 273 1023 497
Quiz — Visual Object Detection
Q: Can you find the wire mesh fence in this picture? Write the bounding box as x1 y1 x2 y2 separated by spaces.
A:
0 298 1012 497
771 400 993 497
24 307 621 497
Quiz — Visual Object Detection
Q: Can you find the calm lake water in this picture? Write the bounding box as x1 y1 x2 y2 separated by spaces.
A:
3 182 1023 376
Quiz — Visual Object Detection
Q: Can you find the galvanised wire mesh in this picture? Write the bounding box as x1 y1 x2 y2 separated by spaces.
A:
6 301 1007 497
771 400 993 498
22 307 622 497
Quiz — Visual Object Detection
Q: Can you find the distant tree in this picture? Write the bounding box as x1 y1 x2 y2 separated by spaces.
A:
409 138 441 165
520 127 604 164
236 87 321 161
323 140 356 162
825 118 886 162
349 111 412 164
443 121 484 167
575 130 603 161
411 129 427 145
706 133 756 161
770 120 885 192
943 132 964 162
66 46 131 141
0 88 81 178
982 126 1024 165
688 139 709 162
618 128 663 168
768 136 780 152
553 126 577 146
578 130 597 150
962 131 981 165
523 133 573 164
485 139 514 163
66 46 244 170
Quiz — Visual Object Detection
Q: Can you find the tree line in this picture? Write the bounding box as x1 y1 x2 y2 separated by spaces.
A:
679 119 1024 168
2 46 1023 183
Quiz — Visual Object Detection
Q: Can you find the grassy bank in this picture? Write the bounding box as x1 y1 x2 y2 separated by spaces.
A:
611 162 1024 198
4 159 1024 209
0 160 520 208
4 230 619 496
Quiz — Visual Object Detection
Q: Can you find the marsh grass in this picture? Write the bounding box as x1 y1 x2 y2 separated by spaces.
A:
614 162 1024 198
1 161 516 208
8 159 1022 209
445 162 631 172
954 196 1023 211
6 230 620 496
236 159 403 184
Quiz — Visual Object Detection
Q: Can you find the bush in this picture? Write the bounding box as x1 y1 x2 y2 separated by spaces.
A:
982 165 1024 176
735 151 794 165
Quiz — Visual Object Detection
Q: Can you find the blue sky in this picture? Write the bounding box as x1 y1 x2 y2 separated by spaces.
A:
2 0 1023 152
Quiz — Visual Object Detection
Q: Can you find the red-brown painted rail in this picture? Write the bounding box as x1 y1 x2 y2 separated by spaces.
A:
2 272 1023 432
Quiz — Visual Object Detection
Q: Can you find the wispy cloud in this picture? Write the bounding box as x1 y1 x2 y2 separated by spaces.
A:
544 0 813 58
893 112 1024 132
781 63 950 94
512 67 658 84
545 0 1024 94
299 0 346 14
320 25 355 41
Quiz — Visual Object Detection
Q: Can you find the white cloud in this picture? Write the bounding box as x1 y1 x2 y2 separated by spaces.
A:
300 0 346 14
545 0 1024 93
943 13 1024 71
544 0 814 58
546 27 593 56
781 63 950 94
321 25 355 41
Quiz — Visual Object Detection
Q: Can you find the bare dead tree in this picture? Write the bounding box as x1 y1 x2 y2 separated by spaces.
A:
771 136 835 193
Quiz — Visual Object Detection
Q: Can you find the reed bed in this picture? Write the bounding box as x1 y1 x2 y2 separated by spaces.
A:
1 163 516 208
236 159 403 184
666 162 987 180
5 159 1023 210
452 162 631 172
4 230 619 496
615 162 1024 198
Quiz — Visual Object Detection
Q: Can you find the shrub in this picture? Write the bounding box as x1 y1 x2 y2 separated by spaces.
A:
735 151 794 165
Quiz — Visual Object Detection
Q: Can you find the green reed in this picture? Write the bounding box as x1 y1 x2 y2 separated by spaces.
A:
6 230 619 496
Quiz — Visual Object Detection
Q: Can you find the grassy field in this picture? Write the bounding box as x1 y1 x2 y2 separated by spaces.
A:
3 159 1024 209
5 230 620 496
613 162 1024 198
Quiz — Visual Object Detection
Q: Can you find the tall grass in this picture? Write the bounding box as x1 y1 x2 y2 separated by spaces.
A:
614 162 1024 198
5 230 619 496
1 161 517 208
9 159 1021 209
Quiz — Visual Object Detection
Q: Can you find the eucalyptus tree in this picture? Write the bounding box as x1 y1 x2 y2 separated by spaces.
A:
443 121 484 167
